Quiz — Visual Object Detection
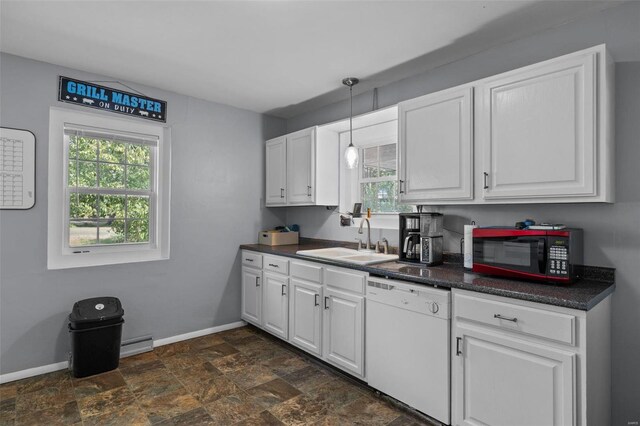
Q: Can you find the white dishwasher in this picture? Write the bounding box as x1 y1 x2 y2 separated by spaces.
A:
366 276 450 425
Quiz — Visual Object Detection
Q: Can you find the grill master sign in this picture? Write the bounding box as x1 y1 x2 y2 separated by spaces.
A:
58 76 167 123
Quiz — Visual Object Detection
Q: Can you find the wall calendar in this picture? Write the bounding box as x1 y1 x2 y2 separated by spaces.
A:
0 127 35 210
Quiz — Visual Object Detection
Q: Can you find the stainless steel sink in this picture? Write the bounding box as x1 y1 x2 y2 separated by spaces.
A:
296 247 398 265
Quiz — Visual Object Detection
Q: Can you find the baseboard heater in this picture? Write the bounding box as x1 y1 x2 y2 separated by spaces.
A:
120 335 153 358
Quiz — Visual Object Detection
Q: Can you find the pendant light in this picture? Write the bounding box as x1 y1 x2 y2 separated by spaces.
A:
342 77 360 169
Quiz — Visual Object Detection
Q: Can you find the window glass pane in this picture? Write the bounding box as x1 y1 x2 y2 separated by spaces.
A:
362 147 379 179
68 136 77 160
74 161 97 188
127 196 149 219
99 163 125 188
99 195 125 219
76 137 98 161
361 182 379 213
99 140 126 164
126 219 149 243
377 180 395 212
127 144 150 165
379 144 396 177
99 219 126 244
361 180 413 214
127 165 150 190
69 220 98 247
397 202 414 213
69 193 97 218
68 160 77 186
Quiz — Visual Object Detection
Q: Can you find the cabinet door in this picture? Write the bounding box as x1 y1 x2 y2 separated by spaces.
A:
480 52 596 200
399 86 473 202
262 272 289 339
265 137 287 206
241 267 262 326
452 324 575 426
289 279 322 356
287 128 315 204
322 288 364 377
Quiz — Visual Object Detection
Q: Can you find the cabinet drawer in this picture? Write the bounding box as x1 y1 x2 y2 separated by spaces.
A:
291 260 323 283
454 292 575 345
325 267 366 295
242 251 263 268
264 256 289 275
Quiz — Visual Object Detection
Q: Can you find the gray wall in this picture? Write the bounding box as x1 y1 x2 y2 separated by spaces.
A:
284 3 640 424
0 53 287 375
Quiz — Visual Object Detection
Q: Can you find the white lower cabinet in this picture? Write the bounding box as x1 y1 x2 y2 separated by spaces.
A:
452 288 611 426
241 252 366 380
242 252 611 426
453 323 575 426
322 287 365 378
241 266 262 326
288 278 323 356
262 271 289 339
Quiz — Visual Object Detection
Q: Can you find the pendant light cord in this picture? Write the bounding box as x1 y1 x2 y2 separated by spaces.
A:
349 84 353 146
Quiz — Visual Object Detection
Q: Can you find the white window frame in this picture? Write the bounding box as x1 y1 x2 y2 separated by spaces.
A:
48 107 171 269
340 121 411 230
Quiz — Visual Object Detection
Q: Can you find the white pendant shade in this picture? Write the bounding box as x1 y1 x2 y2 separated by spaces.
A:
345 145 359 169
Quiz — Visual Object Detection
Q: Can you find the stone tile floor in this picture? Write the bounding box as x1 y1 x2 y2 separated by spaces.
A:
0 326 437 425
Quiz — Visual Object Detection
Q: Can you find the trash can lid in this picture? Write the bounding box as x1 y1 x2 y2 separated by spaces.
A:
69 297 123 324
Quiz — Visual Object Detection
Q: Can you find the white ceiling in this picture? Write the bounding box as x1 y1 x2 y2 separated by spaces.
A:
0 1 620 118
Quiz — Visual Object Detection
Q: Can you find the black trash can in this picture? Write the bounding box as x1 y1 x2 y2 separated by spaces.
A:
69 297 124 378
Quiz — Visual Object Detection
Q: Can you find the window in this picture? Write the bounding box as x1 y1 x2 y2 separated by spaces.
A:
359 143 412 214
48 108 170 269
338 112 414 230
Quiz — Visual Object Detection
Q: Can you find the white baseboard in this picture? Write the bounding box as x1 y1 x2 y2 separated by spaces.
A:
0 361 69 384
154 321 246 347
0 320 247 384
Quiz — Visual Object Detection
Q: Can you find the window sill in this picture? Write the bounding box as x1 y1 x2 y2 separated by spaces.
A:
47 249 169 270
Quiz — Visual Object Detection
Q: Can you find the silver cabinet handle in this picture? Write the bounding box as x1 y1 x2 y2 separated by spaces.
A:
245 258 253 262
280 188 285 198
456 337 463 356
399 180 405 194
314 294 320 306
324 296 330 310
268 263 279 268
483 172 489 190
494 314 518 323
255 276 260 287
307 185 312 197
281 284 286 296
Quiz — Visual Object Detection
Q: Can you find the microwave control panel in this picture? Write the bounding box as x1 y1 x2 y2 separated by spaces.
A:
548 241 569 276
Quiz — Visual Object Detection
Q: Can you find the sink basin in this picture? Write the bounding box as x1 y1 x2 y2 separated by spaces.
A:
296 247 398 265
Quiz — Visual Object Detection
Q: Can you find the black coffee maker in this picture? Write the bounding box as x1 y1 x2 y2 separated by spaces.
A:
399 212 444 265
399 213 421 262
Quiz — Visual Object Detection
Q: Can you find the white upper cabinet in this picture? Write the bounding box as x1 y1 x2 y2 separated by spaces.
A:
265 126 339 207
287 128 315 204
479 46 613 202
396 44 613 205
399 86 474 202
265 136 287 206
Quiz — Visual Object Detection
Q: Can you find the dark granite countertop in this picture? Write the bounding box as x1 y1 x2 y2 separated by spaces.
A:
240 239 615 311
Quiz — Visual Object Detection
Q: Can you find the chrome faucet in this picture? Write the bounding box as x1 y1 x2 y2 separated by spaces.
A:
358 218 373 252
381 237 389 254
